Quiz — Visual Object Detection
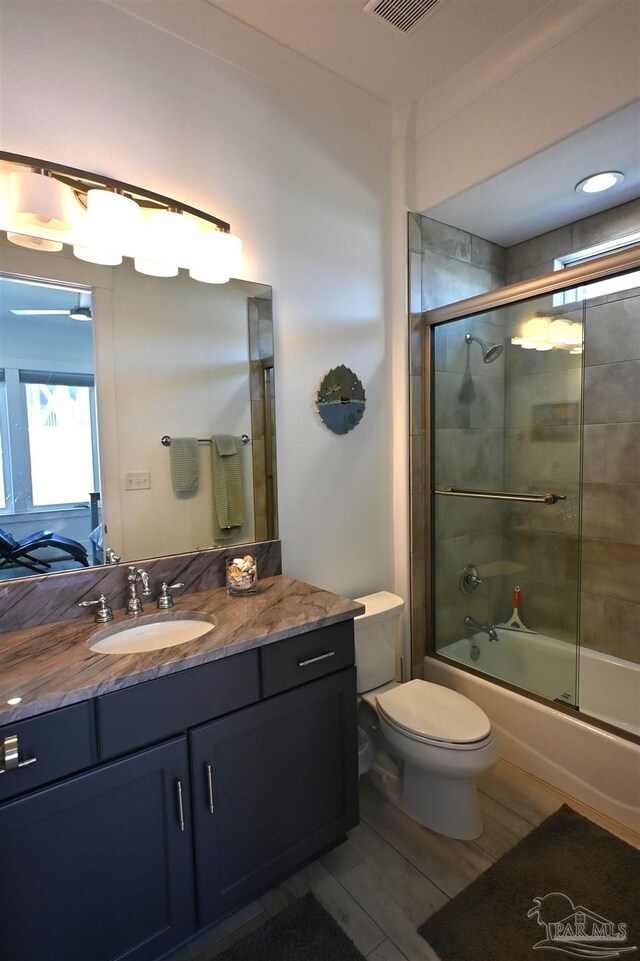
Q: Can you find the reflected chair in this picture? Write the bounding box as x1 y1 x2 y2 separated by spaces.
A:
0 528 90 573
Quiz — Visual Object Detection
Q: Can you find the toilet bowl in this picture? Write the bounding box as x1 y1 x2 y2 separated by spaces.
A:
354 592 498 840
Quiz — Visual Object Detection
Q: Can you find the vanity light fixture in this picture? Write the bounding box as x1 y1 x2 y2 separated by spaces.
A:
511 315 583 353
0 152 243 284
575 171 624 194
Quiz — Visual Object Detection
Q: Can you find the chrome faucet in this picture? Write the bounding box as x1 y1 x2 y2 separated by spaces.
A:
465 615 499 643
126 566 152 615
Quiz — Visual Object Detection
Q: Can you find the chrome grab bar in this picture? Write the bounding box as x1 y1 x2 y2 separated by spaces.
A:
435 486 566 505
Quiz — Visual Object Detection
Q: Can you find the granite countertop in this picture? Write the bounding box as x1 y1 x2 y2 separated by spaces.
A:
0 576 364 726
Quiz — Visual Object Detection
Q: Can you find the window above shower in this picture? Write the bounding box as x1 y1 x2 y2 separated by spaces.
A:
553 230 640 304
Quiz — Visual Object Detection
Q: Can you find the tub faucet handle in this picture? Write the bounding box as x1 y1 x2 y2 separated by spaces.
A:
460 565 483 594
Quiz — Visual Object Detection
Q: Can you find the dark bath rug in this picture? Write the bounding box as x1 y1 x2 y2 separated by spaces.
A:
214 892 366 961
418 804 640 961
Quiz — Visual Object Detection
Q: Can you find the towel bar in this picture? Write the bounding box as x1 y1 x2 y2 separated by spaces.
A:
161 434 250 446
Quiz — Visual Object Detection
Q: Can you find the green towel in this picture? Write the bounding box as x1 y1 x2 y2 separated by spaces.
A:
214 434 237 456
170 437 199 493
211 435 245 539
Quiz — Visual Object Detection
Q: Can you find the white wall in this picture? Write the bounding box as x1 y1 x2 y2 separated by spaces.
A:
415 0 640 212
0 0 394 598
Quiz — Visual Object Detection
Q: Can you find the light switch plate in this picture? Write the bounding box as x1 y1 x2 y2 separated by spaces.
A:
124 471 151 490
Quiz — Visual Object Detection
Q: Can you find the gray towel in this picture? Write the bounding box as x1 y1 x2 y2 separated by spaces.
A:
214 434 237 457
211 435 245 539
170 437 199 493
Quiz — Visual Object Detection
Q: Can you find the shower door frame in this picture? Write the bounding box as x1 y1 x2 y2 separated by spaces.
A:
416 242 640 735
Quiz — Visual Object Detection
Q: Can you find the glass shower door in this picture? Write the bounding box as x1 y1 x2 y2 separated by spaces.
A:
431 293 583 707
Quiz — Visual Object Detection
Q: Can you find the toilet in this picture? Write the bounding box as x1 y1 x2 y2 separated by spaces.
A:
355 591 498 840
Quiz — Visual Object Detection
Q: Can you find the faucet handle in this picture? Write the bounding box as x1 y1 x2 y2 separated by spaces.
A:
137 569 152 596
460 564 483 594
157 582 185 610
78 595 113 623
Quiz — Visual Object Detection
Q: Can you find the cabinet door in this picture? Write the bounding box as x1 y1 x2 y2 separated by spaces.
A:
191 666 359 926
0 738 195 961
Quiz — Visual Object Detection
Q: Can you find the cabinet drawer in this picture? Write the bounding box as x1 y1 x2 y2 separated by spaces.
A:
97 650 260 759
260 620 355 697
0 702 96 802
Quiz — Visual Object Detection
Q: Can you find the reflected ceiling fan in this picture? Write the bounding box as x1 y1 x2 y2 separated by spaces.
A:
11 292 92 321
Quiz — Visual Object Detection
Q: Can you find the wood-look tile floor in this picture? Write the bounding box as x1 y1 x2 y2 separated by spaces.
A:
167 760 640 961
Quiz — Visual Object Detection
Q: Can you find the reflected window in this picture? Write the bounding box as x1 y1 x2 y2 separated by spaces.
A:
22 374 97 508
0 372 7 509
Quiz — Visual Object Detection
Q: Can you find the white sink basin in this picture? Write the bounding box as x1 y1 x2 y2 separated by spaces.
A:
88 611 217 655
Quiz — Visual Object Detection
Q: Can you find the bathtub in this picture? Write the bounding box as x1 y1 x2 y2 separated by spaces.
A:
425 634 640 833
439 630 640 736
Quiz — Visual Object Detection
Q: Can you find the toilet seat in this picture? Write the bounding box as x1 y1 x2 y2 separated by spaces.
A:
374 679 492 748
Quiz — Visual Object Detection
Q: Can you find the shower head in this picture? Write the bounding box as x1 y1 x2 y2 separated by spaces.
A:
464 332 504 364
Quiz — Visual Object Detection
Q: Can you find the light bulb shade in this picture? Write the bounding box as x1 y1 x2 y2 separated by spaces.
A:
69 306 92 321
133 257 178 277
133 209 198 276
7 231 63 252
189 230 242 284
523 316 551 341
566 322 583 346
73 244 122 266
72 189 140 265
549 319 571 344
9 170 75 229
87 189 140 235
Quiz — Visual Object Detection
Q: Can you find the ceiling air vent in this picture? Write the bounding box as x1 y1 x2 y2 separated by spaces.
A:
363 0 444 35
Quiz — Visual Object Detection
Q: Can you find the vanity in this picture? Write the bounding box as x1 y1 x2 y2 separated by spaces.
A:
0 575 363 961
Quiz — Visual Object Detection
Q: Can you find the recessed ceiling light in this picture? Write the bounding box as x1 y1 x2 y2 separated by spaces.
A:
575 172 624 194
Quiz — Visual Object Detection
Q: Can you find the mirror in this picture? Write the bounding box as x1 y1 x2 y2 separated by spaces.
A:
316 365 366 434
0 237 277 581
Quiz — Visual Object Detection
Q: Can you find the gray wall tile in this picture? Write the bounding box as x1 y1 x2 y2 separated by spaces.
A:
572 199 640 251
584 361 640 424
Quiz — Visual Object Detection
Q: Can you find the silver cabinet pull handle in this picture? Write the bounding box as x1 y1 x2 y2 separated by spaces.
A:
205 763 215 814
175 778 185 831
298 651 335 668
0 735 37 775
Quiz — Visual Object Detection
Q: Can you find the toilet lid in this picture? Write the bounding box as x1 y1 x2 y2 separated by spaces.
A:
375 679 491 744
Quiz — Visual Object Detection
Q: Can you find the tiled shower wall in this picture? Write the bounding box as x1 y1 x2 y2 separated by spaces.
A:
410 198 640 675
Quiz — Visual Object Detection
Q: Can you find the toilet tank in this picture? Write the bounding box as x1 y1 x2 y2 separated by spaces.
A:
353 591 404 694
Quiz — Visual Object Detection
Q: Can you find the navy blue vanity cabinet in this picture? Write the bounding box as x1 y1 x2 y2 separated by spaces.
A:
0 618 359 960
191 665 359 926
0 737 195 961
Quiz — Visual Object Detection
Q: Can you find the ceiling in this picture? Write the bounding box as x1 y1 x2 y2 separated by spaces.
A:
206 0 639 246
207 0 550 106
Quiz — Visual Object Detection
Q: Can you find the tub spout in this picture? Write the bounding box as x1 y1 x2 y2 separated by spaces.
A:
465 616 499 643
